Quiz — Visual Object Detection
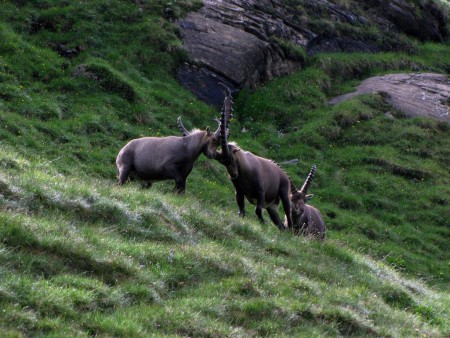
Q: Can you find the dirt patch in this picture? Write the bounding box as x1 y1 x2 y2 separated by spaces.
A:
329 73 450 123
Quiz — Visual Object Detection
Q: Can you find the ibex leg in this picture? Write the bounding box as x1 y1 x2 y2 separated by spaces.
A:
235 190 245 217
117 164 131 185
141 182 152 189
267 206 285 230
173 177 186 195
280 191 293 229
255 191 265 223
164 164 185 195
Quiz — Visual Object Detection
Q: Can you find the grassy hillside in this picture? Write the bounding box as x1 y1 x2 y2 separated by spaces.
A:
0 150 448 336
0 1 449 336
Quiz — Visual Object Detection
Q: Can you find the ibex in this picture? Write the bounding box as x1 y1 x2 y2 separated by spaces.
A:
215 90 293 230
116 118 220 194
286 164 326 240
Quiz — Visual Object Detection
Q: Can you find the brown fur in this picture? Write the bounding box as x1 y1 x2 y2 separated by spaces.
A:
218 144 293 230
116 127 219 194
289 193 325 240
285 165 326 240
215 90 292 230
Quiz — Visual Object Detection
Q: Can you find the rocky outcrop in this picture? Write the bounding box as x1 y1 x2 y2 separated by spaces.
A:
177 0 314 105
177 0 449 105
328 73 450 123
378 0 447 42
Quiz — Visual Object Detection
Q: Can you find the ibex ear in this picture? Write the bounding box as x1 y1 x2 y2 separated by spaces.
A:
206 126 211 136
291 190 300 199
305 194 314 202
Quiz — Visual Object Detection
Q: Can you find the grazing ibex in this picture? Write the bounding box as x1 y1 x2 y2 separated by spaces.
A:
215 90 293 230
116 118 220 194
286 164 326 240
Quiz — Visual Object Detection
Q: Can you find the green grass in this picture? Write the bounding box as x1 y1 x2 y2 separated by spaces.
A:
245 91 450 285
0 0 449 336
0 160 448 336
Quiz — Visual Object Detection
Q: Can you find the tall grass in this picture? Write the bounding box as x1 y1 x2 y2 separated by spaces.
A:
0 154 448 336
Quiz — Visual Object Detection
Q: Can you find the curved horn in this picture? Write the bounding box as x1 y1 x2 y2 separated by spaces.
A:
300 164 316 194
216 83 232 138
290 178 298 195
213 118 221 138
177 116 190 136
220 86 233 159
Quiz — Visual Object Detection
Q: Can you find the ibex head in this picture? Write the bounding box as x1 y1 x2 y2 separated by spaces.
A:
291 164 316 214
177 116 221 159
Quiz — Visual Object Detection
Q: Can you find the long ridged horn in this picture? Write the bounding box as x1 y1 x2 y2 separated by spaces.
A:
219 84 233 159
213 118 221 138
289 178 298 195
300 164 316 194
177 116 190 136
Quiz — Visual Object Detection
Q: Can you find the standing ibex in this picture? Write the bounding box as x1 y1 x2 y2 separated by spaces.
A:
215 90 293 230
287 164 326 240
116 118 220 194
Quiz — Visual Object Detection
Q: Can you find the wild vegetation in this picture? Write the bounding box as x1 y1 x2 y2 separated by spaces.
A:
0 0 449 336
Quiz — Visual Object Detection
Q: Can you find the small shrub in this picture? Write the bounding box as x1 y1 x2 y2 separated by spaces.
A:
412 304 440 324
73 60 139 102
436 120 450 132
415 117 436 130
0 83 22 101
334 110 359 128
270 37 307 64
243 299 276 318
380 285 414 309
29 6 75 34
358 110 374 121
0 159 21 171
320 124 342 141
338 193 363 210
365 158 431 180
16 96 62 120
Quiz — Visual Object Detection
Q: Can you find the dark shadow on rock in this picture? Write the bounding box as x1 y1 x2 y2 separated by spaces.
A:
177 64 237 106
307 36 380 55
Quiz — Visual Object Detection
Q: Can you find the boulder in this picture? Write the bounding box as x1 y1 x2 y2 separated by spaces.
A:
329 73 450 123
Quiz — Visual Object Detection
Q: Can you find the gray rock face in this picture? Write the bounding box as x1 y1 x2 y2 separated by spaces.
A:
177 0 314 105
179 14 267 86
328 73 450 123
177 0 448 105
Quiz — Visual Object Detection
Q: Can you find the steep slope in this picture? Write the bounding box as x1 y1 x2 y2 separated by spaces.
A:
0 0 449 336
0 146 448 336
